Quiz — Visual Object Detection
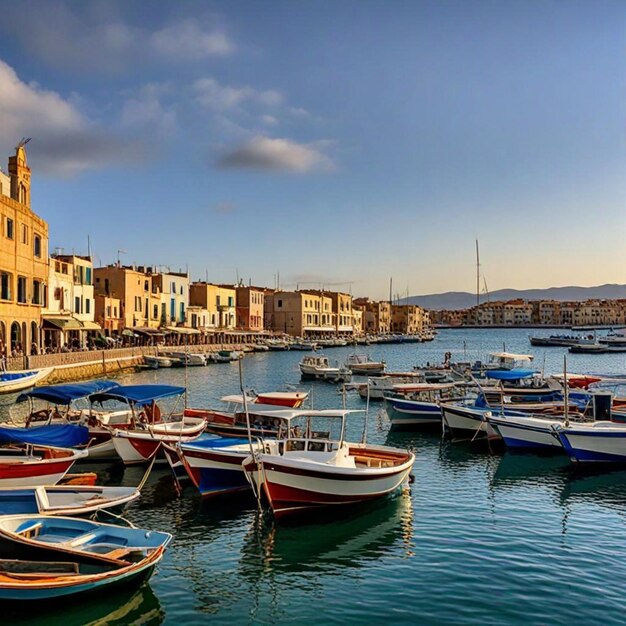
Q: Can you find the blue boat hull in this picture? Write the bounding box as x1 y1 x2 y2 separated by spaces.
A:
384 398 442 427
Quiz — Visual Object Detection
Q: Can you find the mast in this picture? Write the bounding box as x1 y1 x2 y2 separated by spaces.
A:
475 239 480 307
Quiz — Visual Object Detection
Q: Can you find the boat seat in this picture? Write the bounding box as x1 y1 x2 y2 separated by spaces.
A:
15 521 43 537
66 532 98 547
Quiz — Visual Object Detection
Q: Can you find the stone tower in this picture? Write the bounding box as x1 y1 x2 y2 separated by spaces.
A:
8 140 31 209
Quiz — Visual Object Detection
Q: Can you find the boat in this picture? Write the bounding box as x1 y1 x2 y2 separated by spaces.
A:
0 368 54 395
143 355 173 369
265 339 290 351
0 515 171 600
88 385 206 465
253 343 270 352
290 340 317 351
358 372 425 400
242 409 415 517
598 329 626 346
0 446 87 488
553 419 626 463
165 352 206 366
529 334 595 347
299 355 351 383
569 343 626 354
383 382 466 428
213 350 240 363
0 485 140 516
345 354 386 376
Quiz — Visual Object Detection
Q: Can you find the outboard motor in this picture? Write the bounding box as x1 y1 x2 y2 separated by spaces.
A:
592 392 612 421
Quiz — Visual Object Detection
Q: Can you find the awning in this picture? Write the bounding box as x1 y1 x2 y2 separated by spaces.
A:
166 326 201 335
133 327 164 336
43 316 82 331
122 329 136 337
81 321 101 331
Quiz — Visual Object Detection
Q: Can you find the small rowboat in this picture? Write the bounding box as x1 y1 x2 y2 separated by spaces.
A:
0 368 54 395
0 446 87 488
0 485 140 516
0 515 171 600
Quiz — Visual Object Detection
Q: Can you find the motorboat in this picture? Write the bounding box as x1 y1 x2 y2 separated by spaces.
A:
553 417 626 463
290 340 317 351
0 368 54 395
0 515 171 600
88 385 206 465
265 339 290 351
165 352 206 366
345 354 386 376
143 355 173 369
383 382 466 428
529 334 596 347
0 485 140 516
0 446 87 488
358 372 424 400
242 409 415 517
299 355 351 383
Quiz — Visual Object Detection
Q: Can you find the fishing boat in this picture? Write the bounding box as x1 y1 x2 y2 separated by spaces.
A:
166 352 206 366
383 382 466 428
143 355 173 369
0 368 54 395
89 385 206 465
345 354 386 376
358 372 424 400
290 340 317 351
0 515 171 601
242 410 415 517
0 485 140 516
265 339 290 351
529 334 595 347
299 355 351 383
553 420 626 463
0 446 87 488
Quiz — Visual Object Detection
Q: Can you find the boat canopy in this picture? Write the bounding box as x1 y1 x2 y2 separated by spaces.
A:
485 369 535 381
16 380 120 405
0 423 90 447
489 352 534 361
392 382 458 392
89 384 186 406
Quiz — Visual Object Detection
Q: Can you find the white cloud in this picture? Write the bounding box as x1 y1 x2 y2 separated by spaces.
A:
217 135 334 173
0 59 148 176
0 3 234 73
288 107 311 118
193 78 254 111
150 19 233 60
257 90 284 107
120 83 177 135
260 115 279 126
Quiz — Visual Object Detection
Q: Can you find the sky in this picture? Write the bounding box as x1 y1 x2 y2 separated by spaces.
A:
0 0 624 300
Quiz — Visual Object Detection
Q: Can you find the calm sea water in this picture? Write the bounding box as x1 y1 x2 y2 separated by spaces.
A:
5 328 626 625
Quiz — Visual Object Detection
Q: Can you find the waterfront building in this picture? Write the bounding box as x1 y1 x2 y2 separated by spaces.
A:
94 265 161 330
264 290 335 337
189 282 236 329
186 305 211 331
42 254 99 349
391 304 426 335
95 295 122 336
353 298 391 334
503 300 533 325
235 285 265 331
152 271 189 328
352 307 364 335
0 143 49 356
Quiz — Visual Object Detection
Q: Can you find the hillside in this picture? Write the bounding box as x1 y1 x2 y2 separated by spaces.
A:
403 284 626 311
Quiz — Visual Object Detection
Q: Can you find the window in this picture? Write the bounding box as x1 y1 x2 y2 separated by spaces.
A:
6 218 13 240
0 272 11 300
75 296 81 314
113 307 118 317
277 299 282 308
17 276 27 303
61 263 68 274
153 304 159 319
85 299 90 314
180 302 185 322
21 224 28 244
106 306 111 317
34 235 41 258
144 280 149 291
32 280 41 305
85 267 91 285
135 296 142 312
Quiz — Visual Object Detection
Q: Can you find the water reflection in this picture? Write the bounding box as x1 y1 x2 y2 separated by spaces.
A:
7 583 164 626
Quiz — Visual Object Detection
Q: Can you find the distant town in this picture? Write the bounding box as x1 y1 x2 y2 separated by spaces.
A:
1 143 623 360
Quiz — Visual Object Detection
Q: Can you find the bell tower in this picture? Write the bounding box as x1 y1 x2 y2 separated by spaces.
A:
9 138 31 209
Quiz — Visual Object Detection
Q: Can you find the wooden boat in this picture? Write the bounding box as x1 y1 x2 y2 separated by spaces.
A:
299 355 351 383
0 515 171 600
0 368 54 395
553 421 626 463
345 354 386 376
358 372 424 400
0 485 140 516
143 355 173 369
242 410 415 517
0 446 87 488
187 391 310 438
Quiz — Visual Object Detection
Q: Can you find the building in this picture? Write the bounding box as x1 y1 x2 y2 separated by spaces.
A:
235 285 265 332
391 304 427 335
94 265 161 330
95 295 122 336
152 271 189 327
353 299 391 334
189 282 236 329
0 142 49 356
264 290 331 337
42 254 99 349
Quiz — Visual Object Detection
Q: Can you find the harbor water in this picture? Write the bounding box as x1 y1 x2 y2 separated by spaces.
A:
4 328 626 625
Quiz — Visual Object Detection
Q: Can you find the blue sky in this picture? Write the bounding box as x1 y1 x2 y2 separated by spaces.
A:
0 0 624 299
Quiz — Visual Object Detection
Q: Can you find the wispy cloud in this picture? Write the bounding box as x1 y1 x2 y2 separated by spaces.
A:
120 83 177 135
0 59 149 176
193 78 282 113
217 136 334 173
214 201 236 214
0 3 234 74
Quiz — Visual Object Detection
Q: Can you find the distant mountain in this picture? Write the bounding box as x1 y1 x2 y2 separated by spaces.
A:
403 284 626 311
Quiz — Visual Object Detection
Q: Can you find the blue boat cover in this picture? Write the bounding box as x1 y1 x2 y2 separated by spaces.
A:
90 384 186 406
16 380 120 405
0 371 38 382
0 423 90 447
182 436 248 450
485 369 535 381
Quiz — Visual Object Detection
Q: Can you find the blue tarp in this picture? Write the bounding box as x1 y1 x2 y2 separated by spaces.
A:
0 423 90 447
16 380 120 405
485 369 536 381
89 384 186 406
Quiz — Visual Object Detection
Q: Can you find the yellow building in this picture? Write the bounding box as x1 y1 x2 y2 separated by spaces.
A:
235 286 266 331
391 304 426 335
189 283 236 329
0 143 48 356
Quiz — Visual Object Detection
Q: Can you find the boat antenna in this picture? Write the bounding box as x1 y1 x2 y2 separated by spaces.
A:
239 358 255 457
362 381 370 444
563 355 570 427
184 333 189 409
476 239 480 307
